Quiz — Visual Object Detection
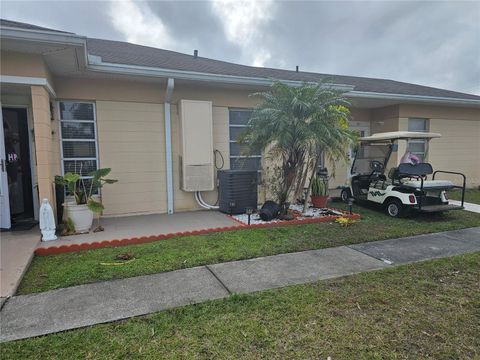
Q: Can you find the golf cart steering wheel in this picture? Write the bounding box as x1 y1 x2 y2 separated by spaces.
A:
370 160 384 174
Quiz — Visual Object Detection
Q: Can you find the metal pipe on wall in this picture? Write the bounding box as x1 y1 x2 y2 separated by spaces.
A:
164 78 175 214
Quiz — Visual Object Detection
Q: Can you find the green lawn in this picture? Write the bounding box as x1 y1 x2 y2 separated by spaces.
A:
3 253 479 359
449 188 480 204
17 203 480 295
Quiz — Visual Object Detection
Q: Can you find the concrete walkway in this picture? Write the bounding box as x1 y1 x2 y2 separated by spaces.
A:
0 228 40 298
1 227 479 342
450 200 480 213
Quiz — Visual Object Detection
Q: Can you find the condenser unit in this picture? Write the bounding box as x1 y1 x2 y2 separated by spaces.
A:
178 100 214 191
218 170 258 214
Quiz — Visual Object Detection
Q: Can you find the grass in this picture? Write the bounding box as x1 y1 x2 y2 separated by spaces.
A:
17 202 480 295
2 252 479 359
449 188 480 204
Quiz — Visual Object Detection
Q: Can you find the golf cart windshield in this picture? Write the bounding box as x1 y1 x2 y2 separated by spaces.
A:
352 144 391 175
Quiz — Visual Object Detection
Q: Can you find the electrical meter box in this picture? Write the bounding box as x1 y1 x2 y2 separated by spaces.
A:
178 99 214 191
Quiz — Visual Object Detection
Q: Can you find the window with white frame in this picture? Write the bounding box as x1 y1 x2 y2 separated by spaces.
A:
408 118 429 161
229 109 262 172
59 101 98 191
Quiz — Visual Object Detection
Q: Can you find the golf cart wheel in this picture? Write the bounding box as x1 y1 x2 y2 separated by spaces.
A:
340 189 351 203
385 199 407 218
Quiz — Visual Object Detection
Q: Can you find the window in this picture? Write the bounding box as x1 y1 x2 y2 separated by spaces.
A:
59 101 98 190
408 118 429 161
229 109 262 172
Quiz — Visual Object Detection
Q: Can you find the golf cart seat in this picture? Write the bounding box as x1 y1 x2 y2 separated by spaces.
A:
389 163 455 190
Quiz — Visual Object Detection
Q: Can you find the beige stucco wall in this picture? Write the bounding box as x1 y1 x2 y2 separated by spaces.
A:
370 105 402 170
329 108 372 188
20 74 479 217
55 77 164 104
172 83 260 108
170 104 231 211
1 51 55 88
399 104 480 187
30 86 56 206
95 101 167 216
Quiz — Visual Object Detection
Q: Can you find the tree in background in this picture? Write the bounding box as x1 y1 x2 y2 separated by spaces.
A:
239 80 357 212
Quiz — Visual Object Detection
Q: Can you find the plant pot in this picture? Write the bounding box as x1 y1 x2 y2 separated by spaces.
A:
64 203 93 233
311 195 329 208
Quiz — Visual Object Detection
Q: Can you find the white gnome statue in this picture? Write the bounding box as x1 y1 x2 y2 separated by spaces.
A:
40 198 57 241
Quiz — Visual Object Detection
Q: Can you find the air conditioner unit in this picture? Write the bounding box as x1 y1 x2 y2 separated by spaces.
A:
218 170 258 214
178 100 214 192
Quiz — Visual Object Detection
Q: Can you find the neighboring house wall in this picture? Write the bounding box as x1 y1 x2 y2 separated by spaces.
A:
399 104 480 187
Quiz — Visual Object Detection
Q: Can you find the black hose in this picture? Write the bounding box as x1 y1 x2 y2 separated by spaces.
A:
214 149 224 170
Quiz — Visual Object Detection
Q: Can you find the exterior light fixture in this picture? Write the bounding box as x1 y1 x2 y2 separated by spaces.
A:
347 198 354 215
245 207 254 225
229 201 236 215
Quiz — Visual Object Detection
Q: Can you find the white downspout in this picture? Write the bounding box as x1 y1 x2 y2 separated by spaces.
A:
164 78 175 214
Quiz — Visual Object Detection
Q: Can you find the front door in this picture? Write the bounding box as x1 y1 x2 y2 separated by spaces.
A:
2 107 34 227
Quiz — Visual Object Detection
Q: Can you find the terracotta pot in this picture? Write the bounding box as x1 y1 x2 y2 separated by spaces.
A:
311 195 329 208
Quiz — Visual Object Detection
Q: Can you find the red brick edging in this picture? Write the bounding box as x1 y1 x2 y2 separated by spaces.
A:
35 211 360 256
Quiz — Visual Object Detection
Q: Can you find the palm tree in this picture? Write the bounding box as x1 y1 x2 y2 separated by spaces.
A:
239 80 357 212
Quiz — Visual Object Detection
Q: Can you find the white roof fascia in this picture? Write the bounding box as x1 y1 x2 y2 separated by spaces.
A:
349 90 480 107
0 26 86 47
0 75 56 97
86 61 355 91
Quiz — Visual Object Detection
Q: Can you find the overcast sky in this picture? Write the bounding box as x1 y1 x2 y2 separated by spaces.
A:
2 0 479 95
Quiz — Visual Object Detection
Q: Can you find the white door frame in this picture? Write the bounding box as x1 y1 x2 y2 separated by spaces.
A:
0 103 11 229
1 104 39 226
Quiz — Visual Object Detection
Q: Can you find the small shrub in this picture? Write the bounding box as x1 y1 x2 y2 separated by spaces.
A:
335 216 357 227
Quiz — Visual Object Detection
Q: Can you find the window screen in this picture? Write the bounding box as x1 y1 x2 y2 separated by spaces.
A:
59 101 98 190
228 109 262 173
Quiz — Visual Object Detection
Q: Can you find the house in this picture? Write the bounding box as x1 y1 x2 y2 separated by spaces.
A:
1 19 479 229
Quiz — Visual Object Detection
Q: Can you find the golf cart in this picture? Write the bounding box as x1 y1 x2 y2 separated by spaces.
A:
340 131 466 217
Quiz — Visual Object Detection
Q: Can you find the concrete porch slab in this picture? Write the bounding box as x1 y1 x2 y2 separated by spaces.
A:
0 228 40 298
0 266 229 342
37 211 239 249
349 227 480 265
208 246 388 294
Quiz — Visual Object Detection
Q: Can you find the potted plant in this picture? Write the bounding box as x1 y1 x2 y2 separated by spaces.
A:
310 176 329 208
55 168 117 233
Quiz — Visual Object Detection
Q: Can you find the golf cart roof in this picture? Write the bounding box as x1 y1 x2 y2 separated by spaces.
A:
360 131 442 142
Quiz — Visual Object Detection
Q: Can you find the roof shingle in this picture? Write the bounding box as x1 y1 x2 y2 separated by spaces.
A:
86 38 480 101
2 18 478 101
0 18 73 34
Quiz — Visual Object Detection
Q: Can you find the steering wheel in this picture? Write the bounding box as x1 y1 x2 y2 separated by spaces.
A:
370 160 384 174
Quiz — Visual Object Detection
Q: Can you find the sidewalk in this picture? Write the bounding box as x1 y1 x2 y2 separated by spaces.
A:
450 200 480 213
1 226 479 342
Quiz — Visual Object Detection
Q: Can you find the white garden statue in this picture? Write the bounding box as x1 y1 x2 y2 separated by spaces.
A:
40 198 57 241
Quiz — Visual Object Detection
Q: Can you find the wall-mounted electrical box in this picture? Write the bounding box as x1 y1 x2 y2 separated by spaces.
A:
178 99 214 191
